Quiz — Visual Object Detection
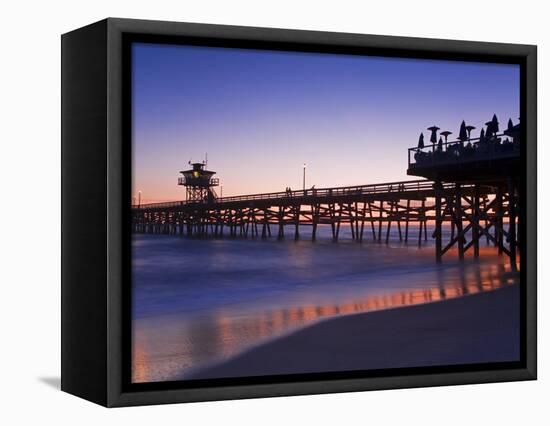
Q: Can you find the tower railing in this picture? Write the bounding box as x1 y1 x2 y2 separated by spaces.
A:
177 176 219 186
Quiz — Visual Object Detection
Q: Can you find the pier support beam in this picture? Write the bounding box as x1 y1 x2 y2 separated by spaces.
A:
473 184 480 258
311 204 319 241
496 187 504 254
434 182 442 263
455 183 464 260
294 205 300 240
404 199 410 242
508 178 518 270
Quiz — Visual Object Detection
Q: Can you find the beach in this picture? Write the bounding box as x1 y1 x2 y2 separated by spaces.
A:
131 227 520 383
190 284 520 379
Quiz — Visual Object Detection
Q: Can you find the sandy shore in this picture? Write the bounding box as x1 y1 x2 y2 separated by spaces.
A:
190 284 520 379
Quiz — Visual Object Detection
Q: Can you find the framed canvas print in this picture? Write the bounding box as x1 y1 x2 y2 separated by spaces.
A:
61 18 537 407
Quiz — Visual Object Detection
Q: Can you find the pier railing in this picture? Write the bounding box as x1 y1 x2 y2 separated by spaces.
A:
132 179 444 210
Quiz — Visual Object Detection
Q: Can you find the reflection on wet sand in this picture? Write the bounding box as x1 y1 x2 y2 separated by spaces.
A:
132 258 518 383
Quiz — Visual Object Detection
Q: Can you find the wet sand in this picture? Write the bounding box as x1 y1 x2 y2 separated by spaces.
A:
132 233 519 383
189 284 520 379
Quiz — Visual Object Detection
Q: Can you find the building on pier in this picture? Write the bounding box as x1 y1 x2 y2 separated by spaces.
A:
408 116 520 182
407 116 521 267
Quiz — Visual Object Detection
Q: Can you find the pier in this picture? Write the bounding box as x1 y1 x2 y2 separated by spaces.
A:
131 116 521 267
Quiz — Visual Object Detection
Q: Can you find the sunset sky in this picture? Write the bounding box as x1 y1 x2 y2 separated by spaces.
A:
132 42 519 204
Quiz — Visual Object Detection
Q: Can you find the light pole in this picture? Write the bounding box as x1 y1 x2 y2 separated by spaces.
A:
302 163 306 191
138 190 142 208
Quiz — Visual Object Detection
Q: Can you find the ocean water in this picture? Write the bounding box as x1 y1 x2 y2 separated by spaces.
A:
131 224 518 383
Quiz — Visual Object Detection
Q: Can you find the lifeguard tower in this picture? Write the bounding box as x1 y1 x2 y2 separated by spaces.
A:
178 162 219 203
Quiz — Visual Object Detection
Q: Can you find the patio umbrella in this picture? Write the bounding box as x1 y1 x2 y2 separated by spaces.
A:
485 119 494 138
427 125 440 144
418 132 425 148
491 114 499 133
458 120 468 142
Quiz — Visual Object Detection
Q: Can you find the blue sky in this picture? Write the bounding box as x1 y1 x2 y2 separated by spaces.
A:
132 42 519 203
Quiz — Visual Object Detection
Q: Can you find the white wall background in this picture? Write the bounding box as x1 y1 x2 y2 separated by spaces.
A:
0 0 546 424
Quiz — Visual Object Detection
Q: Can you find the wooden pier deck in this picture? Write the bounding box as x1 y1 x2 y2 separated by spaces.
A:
132 119 522 266
132 178 518 265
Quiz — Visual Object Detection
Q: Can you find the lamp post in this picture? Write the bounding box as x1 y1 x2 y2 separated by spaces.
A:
138 190 142 208
302 163 306 191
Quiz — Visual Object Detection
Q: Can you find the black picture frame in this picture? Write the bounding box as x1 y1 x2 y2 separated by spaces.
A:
61 17 537 407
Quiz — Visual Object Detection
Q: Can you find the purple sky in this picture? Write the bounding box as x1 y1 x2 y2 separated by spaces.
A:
132 42 519 203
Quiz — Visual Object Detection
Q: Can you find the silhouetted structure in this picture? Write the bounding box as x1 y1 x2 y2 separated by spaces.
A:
418 133 424 149
440 130 452 143
132 114 522 269
428 125 440 145
408 115 521 267
458 121 468 143
178 162 219 203
409 116 520 181
132 178 518 269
